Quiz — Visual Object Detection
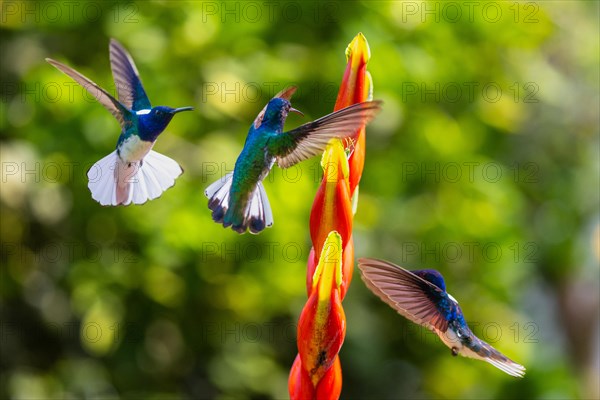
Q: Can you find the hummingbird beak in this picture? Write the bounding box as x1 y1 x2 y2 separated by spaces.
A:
171 106 194 114
289 107 304 116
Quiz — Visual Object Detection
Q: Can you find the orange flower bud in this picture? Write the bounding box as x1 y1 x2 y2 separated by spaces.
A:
309 141 352 257
289 355 342 400
334 32 373 196
297 232 346 387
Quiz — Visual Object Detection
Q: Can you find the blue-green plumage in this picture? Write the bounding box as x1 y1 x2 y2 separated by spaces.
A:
205 87 382 234
224 98 288 232
46 39 193 205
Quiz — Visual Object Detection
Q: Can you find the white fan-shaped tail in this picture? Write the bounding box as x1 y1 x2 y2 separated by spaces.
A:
244 182 273 234
205 172 234 224
87 150 182 206
87 151 119 206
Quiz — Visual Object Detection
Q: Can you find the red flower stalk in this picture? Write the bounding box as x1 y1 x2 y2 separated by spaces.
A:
289 33 373 400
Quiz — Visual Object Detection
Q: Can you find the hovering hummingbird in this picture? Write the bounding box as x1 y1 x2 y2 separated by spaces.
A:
46 39 193 206
358 258 526 377
205 87 382 234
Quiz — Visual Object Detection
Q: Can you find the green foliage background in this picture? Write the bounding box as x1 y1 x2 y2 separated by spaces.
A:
1 1 598 399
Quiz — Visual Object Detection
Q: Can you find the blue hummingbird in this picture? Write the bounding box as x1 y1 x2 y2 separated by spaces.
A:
358 258 526 377
205 87 382 234
46 39 193 206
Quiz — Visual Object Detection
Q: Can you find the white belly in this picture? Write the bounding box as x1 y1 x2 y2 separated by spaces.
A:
439 327 462 350
119 135 154 163
439 328 484 360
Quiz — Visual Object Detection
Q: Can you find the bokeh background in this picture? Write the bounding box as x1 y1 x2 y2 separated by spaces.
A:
1 1 599 399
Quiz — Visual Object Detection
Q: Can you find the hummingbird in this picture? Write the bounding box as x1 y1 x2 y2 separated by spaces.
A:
205 87 382 234
358 258 526 377
46 38 193 206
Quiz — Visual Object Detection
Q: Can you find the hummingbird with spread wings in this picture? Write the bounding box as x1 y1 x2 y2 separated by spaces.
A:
46 39 193 206
358 258 526 377
205 87 382 234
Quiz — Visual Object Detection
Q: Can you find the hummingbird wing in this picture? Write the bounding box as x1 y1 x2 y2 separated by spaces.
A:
46 58 131 130
357 258 451 332
271 100 382 168
109 39 152 111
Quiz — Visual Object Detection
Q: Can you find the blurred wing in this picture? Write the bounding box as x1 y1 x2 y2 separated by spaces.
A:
462 336 526 378
273 100 382 168
46 58 130 130
253 86 298 129
358 258 449 332
109 38 151 111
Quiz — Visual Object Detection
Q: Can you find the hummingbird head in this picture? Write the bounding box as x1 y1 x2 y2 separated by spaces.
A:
412 269 447 292
137 106 193 141
261 98 303 131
